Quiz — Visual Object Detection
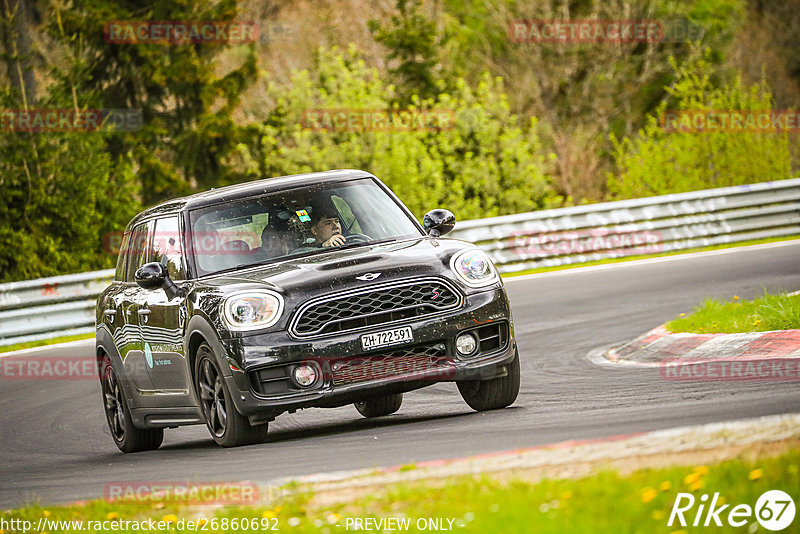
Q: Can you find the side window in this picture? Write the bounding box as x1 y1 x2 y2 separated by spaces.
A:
331 195 362 234
114 231 131 281
149 217 185 280
125 222 151 282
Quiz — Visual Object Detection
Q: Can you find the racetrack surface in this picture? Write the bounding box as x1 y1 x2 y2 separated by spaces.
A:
2 242 799 508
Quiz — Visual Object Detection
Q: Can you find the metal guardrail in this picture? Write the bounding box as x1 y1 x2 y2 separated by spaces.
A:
449 178 800 273
1 178 799 346
0 270 114 346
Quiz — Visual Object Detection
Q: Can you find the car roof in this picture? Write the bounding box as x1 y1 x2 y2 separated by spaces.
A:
127 169 375 228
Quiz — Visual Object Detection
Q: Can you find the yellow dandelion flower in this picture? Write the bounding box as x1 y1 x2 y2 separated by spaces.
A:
660 481 672 492
694 466 709 476
749 468 763 480
683 473 701 485
262 510 277 519
561 490 572 500
197 518 208 527
43 511 50 517
689 480 704 491
641 488 658 503
653 510 664 520
326 512 342 524
162 514 178 523
733 295 739 300
105 512 118 520
679 313 686 317
274 506 282 513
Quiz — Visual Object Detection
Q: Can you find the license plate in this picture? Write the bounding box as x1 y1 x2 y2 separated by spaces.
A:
361 326 413 351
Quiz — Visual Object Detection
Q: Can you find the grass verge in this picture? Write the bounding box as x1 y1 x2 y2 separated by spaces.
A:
501 235 800 278
3 447 797 533
0 332 94 354
667 291 800 334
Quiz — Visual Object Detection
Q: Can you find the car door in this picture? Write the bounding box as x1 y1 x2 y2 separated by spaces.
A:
137 216 191 395
112 222 157 392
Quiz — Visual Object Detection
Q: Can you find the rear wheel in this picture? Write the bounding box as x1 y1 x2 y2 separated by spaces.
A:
195 343 268 447
354 393 403 418
100 356 163 453
457 349 520 411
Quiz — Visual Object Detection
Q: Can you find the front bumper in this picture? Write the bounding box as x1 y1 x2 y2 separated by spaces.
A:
220 285 516 418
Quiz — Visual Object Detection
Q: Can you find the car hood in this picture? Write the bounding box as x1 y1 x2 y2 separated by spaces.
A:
198 237 477 294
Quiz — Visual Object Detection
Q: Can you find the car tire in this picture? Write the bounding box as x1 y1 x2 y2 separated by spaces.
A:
354 393 403 418
195 343 268 447
457 349 520 411
100 356 164 453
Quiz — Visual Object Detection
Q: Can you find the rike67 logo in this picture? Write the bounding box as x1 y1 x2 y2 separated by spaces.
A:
669 490 795 531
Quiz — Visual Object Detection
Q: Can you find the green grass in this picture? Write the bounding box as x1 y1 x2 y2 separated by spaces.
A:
0 332 94 354
3 448 797 533
667 291 800 334
501 235 800 278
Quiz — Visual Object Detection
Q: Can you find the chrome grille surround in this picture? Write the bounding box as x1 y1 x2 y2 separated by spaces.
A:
288 277 462 338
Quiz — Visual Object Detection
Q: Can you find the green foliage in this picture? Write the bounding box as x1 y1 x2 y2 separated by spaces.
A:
238 46 558 221
608 49 793 198
0 109 139 282
0 2 139 282
368 0 443 106
49 0 258 204
667 291 800 333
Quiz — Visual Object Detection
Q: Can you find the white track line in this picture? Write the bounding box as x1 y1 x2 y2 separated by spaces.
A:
0 337 94 358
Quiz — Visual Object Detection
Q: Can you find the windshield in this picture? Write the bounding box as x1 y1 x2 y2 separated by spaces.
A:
188 178 423 276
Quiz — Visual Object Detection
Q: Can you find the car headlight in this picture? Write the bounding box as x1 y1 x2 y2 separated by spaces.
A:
222 291 284 331
450 249 499 287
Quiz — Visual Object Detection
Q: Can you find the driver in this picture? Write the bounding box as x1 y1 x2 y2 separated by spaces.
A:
309 201 345 248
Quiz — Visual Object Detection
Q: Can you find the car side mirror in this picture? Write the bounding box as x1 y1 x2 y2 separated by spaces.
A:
135 262 168 290
135 262 181 299
423 209 456 237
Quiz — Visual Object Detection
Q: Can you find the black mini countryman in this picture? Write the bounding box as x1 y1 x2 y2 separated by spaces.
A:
96 169 520 451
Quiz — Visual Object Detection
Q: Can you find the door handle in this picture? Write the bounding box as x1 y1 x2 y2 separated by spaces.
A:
137 308 150 324
103 309 116 322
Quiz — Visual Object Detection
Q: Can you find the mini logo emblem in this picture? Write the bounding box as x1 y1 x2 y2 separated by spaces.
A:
356 272 381 281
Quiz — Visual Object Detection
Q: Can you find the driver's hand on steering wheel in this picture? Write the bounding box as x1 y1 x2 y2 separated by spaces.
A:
321 234 346 248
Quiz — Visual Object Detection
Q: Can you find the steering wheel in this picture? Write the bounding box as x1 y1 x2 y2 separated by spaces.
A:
345 233 371 244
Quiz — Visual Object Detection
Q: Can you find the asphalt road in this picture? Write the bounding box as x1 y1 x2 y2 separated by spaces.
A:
2 242 799 508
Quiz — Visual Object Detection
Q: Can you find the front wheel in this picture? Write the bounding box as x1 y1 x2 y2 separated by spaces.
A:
195 344 268 447
457 350 520 411
100 356 163 453
354 393 403 418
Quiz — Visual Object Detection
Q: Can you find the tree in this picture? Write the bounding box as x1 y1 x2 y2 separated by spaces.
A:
50 0 258 205
608 51 793 198
368 0 444 106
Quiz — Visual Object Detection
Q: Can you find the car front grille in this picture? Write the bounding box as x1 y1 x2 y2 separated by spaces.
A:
327 342 452 386
289 277 461 338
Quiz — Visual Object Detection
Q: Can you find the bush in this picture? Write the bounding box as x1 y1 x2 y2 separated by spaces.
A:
608 49 793 199
237 46 559 221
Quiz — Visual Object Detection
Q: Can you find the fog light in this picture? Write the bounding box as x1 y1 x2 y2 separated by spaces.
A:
456 333 478 356
293 364 317 387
